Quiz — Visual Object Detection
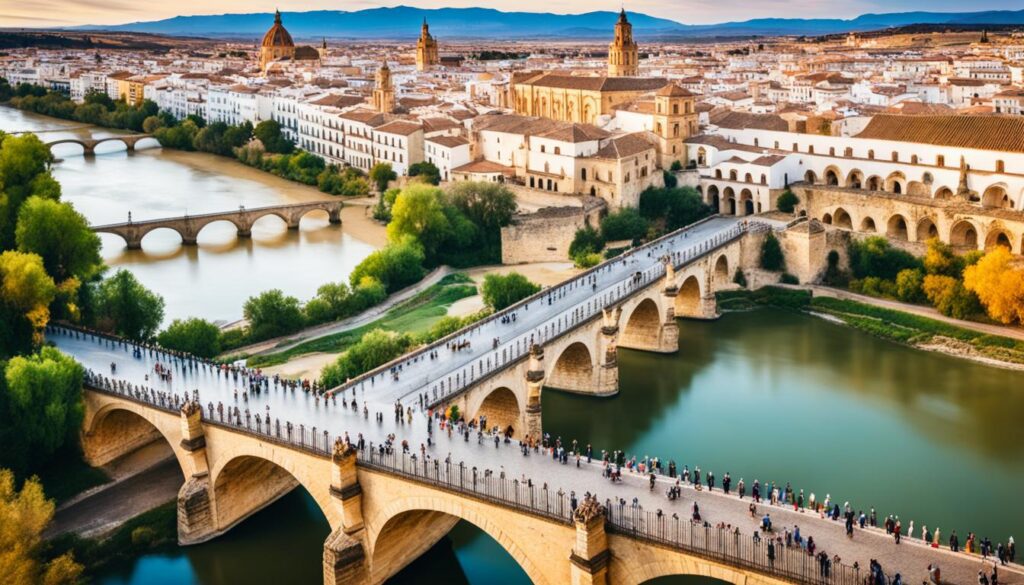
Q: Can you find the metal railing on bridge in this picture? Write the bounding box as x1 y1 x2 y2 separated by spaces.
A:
81 370 861 585
330 218 774 410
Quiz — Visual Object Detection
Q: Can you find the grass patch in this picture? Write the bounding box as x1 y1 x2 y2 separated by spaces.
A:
247 274 477 368
45 501 177 576
719 288 1024 364
35 448 111 505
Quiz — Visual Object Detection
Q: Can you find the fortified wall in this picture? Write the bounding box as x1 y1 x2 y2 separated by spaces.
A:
501 197 606 264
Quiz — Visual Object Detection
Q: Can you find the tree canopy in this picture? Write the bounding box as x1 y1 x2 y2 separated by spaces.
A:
0 347 84 476
243 289 304 342
93 269 165 341
157 318 223 358
0 470 83 585
15 197 102 284
0 251 57 358
963 246 1024 324
481 272 541 311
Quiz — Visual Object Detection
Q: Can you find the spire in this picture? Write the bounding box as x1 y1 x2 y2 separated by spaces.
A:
618 8 628 24
322 36 327 49
274 9 281 24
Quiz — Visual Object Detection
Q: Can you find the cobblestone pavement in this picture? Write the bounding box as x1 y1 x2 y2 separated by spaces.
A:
54 327 1023 585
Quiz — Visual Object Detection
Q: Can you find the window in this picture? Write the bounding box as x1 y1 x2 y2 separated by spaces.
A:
937 155 945 167
554 147 561 155
829 147 835 156
891 151 899 162
911 155 918 164
540 145 545 153
996 160 1005 173
673 104 679 114
868 150 875 160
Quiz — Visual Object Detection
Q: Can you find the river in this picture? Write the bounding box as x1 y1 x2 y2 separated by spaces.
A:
0 107 376 325
6 108 1022 584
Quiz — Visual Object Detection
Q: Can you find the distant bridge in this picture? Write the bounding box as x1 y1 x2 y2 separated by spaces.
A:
46 134 158 156
90 201 344 249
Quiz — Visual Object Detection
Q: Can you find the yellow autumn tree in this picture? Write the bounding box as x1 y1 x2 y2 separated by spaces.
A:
963 246 1024 324
0 470 83 585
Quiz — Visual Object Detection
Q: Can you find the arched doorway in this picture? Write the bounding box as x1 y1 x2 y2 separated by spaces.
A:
985 229 1013 251
722 187 736 215
846 169 864 189
982 185 1011 209
860 217 876 232
824 167 840 186
804 170 817 184
949 220 979 249
546 342 595 394
833 208 853 230
886 215 908 240
739 189 754 216
917 217 939 241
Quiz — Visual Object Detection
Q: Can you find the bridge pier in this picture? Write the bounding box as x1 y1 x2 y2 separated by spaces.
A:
323 527 369 585
570 500 610 585
596 307 621 396
328 207 342 225
330 440 365 534
176 402 217 545
525 345 545 440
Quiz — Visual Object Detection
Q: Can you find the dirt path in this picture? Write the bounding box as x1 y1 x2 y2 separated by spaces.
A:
46 457 181 539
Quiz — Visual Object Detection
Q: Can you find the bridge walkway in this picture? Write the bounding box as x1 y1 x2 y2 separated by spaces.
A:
52 325 1023 585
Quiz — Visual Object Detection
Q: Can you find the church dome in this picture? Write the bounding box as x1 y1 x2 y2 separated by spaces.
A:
262 11 295 48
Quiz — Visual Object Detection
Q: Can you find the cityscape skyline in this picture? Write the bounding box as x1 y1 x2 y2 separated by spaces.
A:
3 0 1023 30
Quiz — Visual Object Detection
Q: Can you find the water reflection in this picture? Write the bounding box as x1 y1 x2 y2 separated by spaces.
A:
543 309 1024 542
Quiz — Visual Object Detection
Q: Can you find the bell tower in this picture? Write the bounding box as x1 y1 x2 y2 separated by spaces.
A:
608 9 639 77
416 19 440 71
373 62 395 114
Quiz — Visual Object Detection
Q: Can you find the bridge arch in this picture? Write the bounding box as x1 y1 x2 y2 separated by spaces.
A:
674 275 702 318
618 562 750 585
546 341 595 394
82 402 186 476
474 386 521 434
368 496 549 585
620 297 663 350
209 448 336 537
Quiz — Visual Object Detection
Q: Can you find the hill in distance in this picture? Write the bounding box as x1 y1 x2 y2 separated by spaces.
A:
71 6 1024 40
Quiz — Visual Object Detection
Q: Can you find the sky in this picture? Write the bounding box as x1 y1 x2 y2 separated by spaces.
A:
1 0 1020 29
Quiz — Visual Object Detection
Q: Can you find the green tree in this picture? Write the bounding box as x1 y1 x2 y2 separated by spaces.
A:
156 318 223 358
670 160 683 172
0 347 84 475
847 236 921 281
93 270 165 341
141 115 165 134
481 272 541 311
444 181 518 231
349 235 425 293
0 470 83 585
387 184 450 261
776 189 799 213
368 162 397 193
760 232 785 271
304 281 353 324
320 329 413 387
569 226 604 259
408 161 441 185
600 208 648 242
243 289 304 342
15 197 102 284
253 119 293 154
153 120 199 151
0 134 61 249
0 251 57 358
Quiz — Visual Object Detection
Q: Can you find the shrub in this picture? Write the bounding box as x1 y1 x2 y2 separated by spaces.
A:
895 268 926 304
847 236 921 281
776 190 799 213
780 273 799 285
408 161 441 185
320 329 413 387
670 160 683 172
574 252 603 269
760 232 785 271
481 272 541 311
733 268 747 288
569 226 604 258
822 249 849 287
923 274 982 320
349 235 426 293
662 170 678 189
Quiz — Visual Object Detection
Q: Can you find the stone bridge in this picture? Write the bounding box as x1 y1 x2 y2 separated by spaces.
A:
77 384 833 585
46 134 159 156
90 201 344 249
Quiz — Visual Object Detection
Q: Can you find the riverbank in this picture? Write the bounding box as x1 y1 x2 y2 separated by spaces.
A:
719 286 1024 369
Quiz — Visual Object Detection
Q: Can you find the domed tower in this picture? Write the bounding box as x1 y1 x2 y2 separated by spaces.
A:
416 19 440 71
608 9 639 77
373 62 396 114
259 10 296 73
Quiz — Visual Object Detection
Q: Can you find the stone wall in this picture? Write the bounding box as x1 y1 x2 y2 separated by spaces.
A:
501 198 605 264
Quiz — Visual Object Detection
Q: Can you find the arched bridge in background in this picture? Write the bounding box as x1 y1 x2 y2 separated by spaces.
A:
46 134 159 156
90 200 344 249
